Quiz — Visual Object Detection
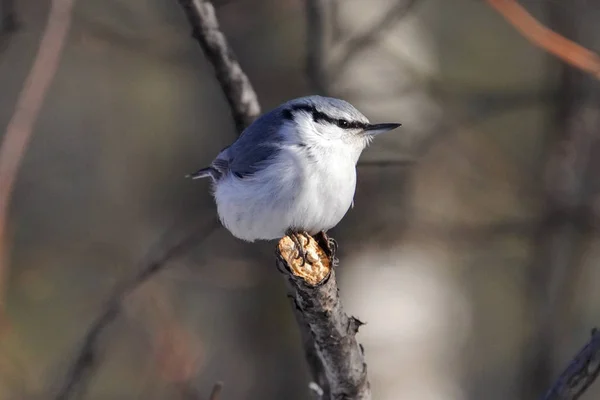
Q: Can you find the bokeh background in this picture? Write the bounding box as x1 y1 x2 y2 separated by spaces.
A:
1 0 600 399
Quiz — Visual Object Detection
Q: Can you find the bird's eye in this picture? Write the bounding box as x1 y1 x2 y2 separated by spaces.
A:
338 120 349 128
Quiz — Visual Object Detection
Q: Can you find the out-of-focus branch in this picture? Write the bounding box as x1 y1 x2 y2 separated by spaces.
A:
485 0 600 80
518 0 600 397
0 0 74 333
176 0 261 132
330 0 418 77
541 328 600 400
277 234 371 400
55 219 220 400
305 0 328 94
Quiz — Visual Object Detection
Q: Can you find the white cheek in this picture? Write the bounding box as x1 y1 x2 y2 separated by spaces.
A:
317 123 345 140
293 113 367 160
294 114 343 141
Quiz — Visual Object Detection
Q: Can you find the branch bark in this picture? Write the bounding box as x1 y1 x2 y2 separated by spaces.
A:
277 234 371 400
177 0 261 132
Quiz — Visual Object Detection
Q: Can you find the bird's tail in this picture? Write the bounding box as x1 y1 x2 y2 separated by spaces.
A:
186 167 217 181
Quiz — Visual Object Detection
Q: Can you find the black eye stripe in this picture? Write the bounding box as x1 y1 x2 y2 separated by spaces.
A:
285 104 366 130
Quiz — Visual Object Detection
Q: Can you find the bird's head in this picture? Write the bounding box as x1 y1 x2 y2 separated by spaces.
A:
279 95 401 155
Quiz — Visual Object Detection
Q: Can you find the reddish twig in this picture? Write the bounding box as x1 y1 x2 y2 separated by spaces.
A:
485 0 600 79
0 0 75 330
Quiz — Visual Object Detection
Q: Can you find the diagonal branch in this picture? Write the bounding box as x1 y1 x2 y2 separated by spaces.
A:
55 219 220 400
177 0 261 132
485 0 600 80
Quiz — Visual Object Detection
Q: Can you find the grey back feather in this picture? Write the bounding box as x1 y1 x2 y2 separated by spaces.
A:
209 95 367 180
211 105 287 179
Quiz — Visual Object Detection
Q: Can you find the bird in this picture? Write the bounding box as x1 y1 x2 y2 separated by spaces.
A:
187 95 400 257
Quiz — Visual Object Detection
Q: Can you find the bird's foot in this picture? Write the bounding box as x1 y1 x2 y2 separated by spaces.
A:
286 230 311 266
316 230 339 267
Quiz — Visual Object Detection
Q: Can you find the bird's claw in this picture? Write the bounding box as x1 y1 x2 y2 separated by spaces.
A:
318 231 339 267
327 237 338 256
287 230 310 266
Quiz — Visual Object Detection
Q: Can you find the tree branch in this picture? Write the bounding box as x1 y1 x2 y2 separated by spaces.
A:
277 234 371 400
177 0 261 132
485 0 600 80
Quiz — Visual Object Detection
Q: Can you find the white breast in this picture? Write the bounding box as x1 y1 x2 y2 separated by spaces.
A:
212 144 358 242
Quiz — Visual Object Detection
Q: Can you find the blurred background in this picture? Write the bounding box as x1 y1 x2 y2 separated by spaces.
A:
1 0 600 399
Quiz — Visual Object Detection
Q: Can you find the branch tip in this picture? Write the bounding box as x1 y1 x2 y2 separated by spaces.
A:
277 235 331 286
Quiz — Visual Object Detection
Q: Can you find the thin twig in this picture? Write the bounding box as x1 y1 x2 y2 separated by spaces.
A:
541 329 600 400
177 0 261 132
55 219 220 400
485 0 600 80
0 0 75 333
277 234 371 400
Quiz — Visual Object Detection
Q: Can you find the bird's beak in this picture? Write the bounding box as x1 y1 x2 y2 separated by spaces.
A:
363 123 401 136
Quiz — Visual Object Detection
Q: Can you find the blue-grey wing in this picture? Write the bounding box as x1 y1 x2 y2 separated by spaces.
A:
215 107 285 179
